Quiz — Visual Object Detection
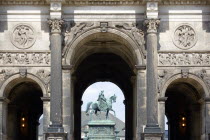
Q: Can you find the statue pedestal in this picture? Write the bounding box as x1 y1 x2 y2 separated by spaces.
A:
88 120 116 140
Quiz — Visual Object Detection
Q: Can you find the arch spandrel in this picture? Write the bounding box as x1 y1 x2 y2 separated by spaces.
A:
160 73 209 99
0 73 48 98
62 25 146 68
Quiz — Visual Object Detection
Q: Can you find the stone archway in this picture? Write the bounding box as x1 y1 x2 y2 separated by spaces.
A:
161 75 206 140
0 74 47 140
62 24 146 140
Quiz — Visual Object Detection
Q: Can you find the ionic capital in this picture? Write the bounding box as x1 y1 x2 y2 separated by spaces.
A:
48 18 64 34
144 19 160 33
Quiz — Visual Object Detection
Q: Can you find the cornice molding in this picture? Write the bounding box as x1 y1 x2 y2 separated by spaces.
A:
0 0 209 5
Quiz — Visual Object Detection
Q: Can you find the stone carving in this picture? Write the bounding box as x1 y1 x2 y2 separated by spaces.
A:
64 22 94 47
36 69 50 85
93 127 109 134
0 52 50 66
115 23 145 46
19 68 27 78
181 69 189 78
11 24 36 49
48 19 64 33
173 24 197 49
157 70 168 93
36 69 51 92
195 69 210 89
158 52 210 66
0 69 13 82
100 22 108 32
144 19 160 33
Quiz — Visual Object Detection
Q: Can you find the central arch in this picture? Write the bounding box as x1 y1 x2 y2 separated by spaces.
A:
64 27 144 139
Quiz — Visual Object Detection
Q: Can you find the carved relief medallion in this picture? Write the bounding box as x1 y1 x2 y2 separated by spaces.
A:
173 24 197 50
11 24 36 49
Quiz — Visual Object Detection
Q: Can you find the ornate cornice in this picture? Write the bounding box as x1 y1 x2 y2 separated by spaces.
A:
0 0 209 5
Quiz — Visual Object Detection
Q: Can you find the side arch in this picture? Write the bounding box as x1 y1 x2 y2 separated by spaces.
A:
0 73 48 98
63 27 145 67
160 73 209 98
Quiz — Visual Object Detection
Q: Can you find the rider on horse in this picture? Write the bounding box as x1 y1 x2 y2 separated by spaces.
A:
97 91 108 111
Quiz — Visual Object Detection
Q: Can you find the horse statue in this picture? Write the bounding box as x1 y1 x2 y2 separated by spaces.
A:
85 91 117 119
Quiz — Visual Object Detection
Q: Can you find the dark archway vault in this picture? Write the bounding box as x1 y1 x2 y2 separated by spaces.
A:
73 53 135 140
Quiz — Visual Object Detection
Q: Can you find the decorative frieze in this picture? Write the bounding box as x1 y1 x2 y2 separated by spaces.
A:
158 52 210 66
173 24 197 50
11 24 36 49
0 52 50 66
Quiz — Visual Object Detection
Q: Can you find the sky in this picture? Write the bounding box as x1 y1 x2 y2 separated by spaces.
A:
81 82 125 122
81 81 168 130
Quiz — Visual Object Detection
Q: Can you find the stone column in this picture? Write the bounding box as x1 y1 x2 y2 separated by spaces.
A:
0 97 9 140
62 65 74 140
142 18 163 139
135 66 146 140
45 4 66 138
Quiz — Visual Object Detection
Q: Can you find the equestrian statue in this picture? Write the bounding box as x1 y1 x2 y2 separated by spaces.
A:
85 91 117 119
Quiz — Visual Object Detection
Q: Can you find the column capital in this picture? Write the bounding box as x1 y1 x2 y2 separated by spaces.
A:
48 18 64 34
41 97 50 102
135 65 146 70
158 97 168 102
144 19 160 33
62 65 74 70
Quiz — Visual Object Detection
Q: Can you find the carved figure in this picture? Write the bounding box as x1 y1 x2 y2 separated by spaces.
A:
36 69 50 85
3 53 12 64
174 25 196 49
11 24 35 49
86 91 117 119
115 23 145 46
64 22 94 47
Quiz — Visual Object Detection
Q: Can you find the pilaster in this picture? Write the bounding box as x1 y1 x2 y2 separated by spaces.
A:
135 65 146 140
0 97 9 140
62 65 74 140
205 98 210 140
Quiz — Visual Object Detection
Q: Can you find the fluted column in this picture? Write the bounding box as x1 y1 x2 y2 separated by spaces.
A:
142 18 163 139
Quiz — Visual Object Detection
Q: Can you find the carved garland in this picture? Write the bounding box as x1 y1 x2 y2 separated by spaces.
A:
158 52 210 66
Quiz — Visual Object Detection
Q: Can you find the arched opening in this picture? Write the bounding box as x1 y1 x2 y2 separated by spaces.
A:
165 78 204 140
73 52 134 140
5 80 43 140
81 82 125 139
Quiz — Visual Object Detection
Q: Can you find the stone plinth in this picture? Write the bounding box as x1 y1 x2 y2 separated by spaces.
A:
141 132 163 140
45 132 67 140
87 120 116 140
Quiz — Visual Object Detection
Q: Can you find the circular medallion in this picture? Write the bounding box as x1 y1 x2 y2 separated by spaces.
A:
11 24 36 49
173 24 197 50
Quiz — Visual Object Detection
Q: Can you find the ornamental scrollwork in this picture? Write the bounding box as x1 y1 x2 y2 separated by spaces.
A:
0 69 14 83
0 52 50 66
195 69 210 89
157 70 173 93
158 52 210 66
173 24 197 50
11 24 36 49
36 69 51 93
48 19 64 33
144 19 160 33
115 23 145 47
64 22 94 47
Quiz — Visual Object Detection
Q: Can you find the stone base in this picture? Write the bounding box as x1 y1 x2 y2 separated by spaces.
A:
45 125 67 140
141 133 163 140
45 132 67 140
87 120 116 140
